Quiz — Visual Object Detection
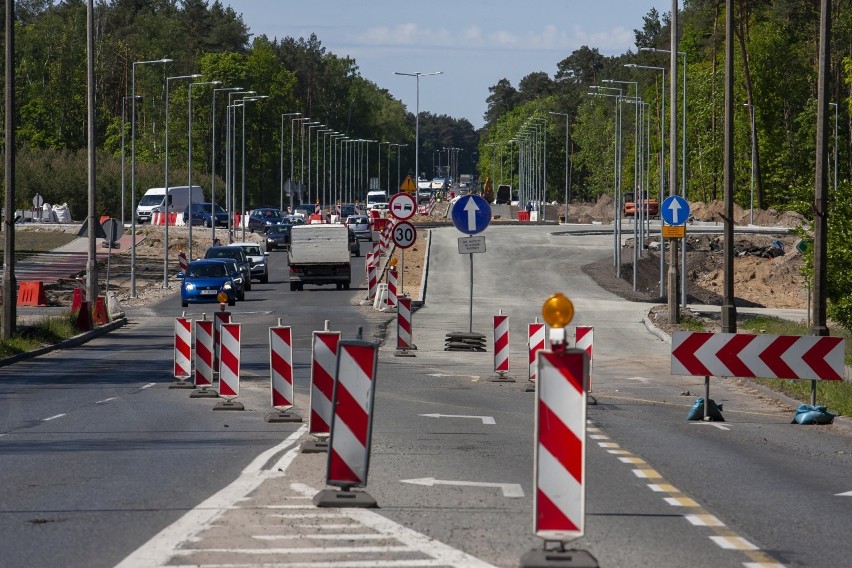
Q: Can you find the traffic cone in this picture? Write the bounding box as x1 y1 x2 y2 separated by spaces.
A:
92 296 109 325
71 289 86 315
75 301 92 332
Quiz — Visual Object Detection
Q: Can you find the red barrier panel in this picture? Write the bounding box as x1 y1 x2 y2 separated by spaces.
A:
17 281 48 307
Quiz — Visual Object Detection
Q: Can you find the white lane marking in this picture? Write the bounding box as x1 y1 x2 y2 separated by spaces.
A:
684 514 725 527
173 545 413 555
836 491 852 496
271 513 346 519
114 425 307 568
647 484 679 493
419 413 496 425
42 414 66 422
399 477 524 498
168 561 450 568
294 523 360 530
289 482 498 568
632 469 662 479
618 457 645 464
96 397 118 404
743 563 786 568
597 442 619 448
690 422 730 431
141 383 155 390
664 496 700 507
709 535 759 550
589 434 609 439
253 534 392 541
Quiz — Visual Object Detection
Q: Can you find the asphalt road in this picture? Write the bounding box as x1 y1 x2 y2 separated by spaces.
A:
1 226 850 568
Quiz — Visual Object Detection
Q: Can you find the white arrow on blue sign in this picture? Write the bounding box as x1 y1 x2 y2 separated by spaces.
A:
451 195 492 235
661 195 690 226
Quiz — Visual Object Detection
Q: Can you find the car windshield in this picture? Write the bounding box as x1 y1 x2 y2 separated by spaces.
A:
189 263 227 278
242 245 263 256
139 195 164 206
206 248 241 261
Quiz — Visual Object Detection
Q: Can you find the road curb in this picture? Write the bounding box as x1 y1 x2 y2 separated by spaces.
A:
0 317 128 368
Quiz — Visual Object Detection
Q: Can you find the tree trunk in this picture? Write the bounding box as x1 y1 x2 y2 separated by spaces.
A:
735 0 765 209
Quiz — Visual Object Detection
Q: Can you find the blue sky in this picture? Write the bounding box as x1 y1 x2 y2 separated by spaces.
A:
223 1 671 129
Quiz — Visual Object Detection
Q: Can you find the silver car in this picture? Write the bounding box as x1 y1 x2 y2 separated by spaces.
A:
345 215 372 241
231 241 269 284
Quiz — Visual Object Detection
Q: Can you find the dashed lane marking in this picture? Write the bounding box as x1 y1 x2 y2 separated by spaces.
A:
42 414 66 422
710 536 759 551
685 514 725 527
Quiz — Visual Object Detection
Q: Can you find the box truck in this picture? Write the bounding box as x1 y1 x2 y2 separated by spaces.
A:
136 185 204 224
287 224 352 291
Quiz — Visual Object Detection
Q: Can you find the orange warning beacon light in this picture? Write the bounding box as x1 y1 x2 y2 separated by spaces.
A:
541 293 574 352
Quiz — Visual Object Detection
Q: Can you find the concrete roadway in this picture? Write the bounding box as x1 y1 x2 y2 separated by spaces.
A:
1 225 850 568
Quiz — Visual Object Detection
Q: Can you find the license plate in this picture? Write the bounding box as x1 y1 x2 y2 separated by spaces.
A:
200 289 218 295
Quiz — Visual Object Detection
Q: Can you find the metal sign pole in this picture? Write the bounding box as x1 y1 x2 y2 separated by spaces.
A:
469 250 474 333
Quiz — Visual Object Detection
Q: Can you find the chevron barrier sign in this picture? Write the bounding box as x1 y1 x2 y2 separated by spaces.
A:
671 332 845 381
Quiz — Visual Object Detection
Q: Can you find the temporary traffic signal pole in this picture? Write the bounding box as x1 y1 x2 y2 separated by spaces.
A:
266 320 301 423
314 339 379 508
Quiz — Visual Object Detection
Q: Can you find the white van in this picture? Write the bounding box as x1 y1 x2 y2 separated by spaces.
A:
365 190 388 211
136 185 204 224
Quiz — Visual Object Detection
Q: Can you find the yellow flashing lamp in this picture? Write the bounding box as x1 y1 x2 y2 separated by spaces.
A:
389 257 399 267
542 293 574 328
217 292 229 304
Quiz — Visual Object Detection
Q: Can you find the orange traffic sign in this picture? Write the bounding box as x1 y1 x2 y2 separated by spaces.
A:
400 175 416 192
662 225 685 239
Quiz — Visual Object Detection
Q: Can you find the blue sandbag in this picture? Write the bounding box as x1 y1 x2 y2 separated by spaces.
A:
791 404 835 425
686 397 725 422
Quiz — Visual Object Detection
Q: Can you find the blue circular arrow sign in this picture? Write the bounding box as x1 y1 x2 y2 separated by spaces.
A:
661 195 690 226
451 195 491 235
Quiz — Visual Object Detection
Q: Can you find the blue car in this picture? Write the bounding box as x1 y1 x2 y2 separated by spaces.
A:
183 202 229 227
178 259 237 307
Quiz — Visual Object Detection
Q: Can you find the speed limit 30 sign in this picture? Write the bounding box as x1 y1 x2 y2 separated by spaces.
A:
391 220 417 249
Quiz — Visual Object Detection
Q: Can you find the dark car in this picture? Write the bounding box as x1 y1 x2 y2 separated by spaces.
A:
183 202 229 227
203 246 252 291
247 208 287 233
178 259 237 307
221 259 246 301
265 223 291 251
348 228 360 257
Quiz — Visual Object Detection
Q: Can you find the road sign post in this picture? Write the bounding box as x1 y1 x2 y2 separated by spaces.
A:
450 195 492 333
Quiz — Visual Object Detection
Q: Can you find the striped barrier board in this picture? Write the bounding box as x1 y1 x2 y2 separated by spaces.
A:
269 326 294 409
575 326 593 391
174 317 192 379
528 322 546 382
218 323 241 400
534 348 589 540
309 331 341 437
494 314 510 374
194 320 214 388
386 267 398 309
213 311 231 373
327 340 378 488
671 332 845 381
397 297 412 350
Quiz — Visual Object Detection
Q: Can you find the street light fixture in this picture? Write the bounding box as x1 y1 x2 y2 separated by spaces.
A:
280 112 301 212
239 95 267 240
226 91 254 236
393 71 443 189
306 123 326 208
162 73 202 289
121 95 143 228
211 87 242 243
187 80 220 261
131 57 172 297
549 111 571 222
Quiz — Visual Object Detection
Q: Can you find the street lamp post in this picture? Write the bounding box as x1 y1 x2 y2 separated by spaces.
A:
240 95 267 240
306 123 325 209
390 143 408 191
131 57 172 297
549 112 570 222
744 102 756 225
187 80 220 261
211 87 242 244
291 117 310 209
121 95 142 228
589 86 624 277
163 73 202 289
280 112 300 212
393 71 443 189
226 91 254 238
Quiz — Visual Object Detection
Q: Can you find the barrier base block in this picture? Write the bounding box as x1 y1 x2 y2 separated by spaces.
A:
213 400 245 411
525 381 536 392
301 439 329 454
265 410 302 423
169 379 196 389
394 349 416 357
190 388 219 399
520 549 599 568
313 488 377 509
489 372 516 383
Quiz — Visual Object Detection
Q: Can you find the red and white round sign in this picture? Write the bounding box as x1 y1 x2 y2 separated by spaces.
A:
389 192 417 221
391 220 417 249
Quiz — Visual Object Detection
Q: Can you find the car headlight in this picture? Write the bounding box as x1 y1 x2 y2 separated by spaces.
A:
223 283 233 290
184 282 195 291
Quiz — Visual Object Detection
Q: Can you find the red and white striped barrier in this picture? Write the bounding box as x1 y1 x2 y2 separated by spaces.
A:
367 262 377 301
309 329 341 437
386 267 398 309
174 317 192 379
493 311 510 375
178 250 188 273
575 326 593 391
371 240 379 256
528 321 546 382
315 201 321 214
218 322 241 401
213 311 231 373
671 332 845 381
396 297 412 352
194 319 214 388
327 340 378 488
534 347 589 540
269 325 294 409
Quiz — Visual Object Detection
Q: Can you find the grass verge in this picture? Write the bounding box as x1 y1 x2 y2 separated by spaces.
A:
0 314 79 358
739 316 852 417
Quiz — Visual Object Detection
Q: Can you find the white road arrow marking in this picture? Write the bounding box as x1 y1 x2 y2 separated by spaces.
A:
836 491 852 496
419 413 495 425
667 198 683 224
400 477 524 498
463 198 479 232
